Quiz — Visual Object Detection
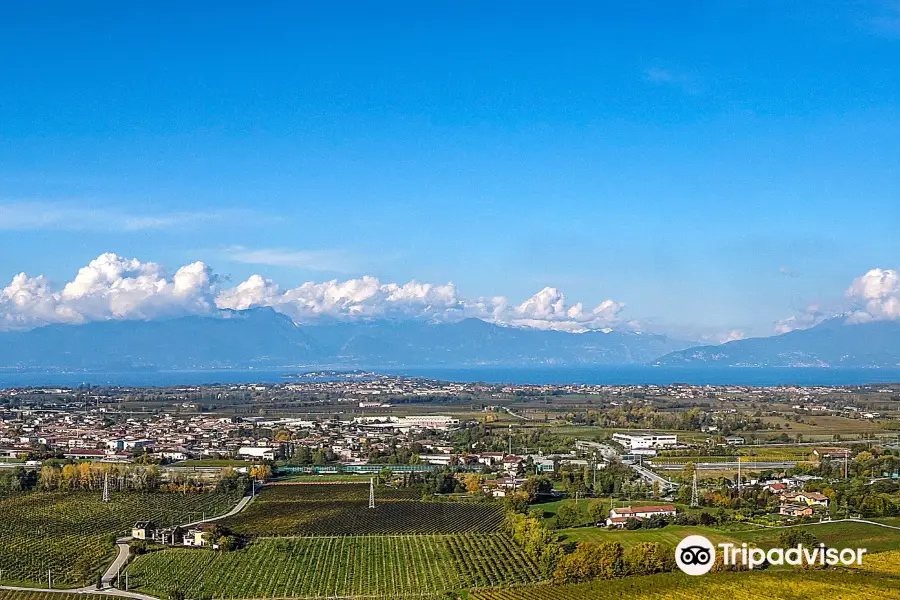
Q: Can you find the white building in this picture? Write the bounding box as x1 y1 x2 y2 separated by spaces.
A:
611 432 677 450
606 505 676 527
397 416 460 430
237 446 277 460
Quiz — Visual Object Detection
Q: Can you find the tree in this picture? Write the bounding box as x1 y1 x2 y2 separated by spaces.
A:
587 499 606 524
553 541 626 583
778 528 819 549
463 473 482 495
626 542 674 576
556 504 578 528
504 491 530 514
249 464 272 481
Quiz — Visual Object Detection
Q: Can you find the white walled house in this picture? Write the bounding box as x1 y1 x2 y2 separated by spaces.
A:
606 505 676 527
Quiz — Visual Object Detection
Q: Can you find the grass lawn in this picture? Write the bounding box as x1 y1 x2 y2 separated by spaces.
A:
730 521 900 554
557 524 735 549
274 473 383 482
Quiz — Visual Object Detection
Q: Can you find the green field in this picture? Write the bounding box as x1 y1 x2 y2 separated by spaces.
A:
126 534 543 598
0 490 242 587
468 569 900 599
557 525 735 549
222 483 505 535
168 459 253 467
556 521 900 554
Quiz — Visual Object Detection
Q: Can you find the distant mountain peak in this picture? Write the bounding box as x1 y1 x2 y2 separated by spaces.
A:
655 318 900 368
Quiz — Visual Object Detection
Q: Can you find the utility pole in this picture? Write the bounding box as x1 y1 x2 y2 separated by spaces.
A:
737 456 741 496
592 453 597 490
508 425 512 456
844 452 849 479
102 473 110 503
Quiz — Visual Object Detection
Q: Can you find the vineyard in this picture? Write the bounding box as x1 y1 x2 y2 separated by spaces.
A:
0 593 115 600
125 533 543 598
469 569 900 599
0 490 242 587
222 483 504 535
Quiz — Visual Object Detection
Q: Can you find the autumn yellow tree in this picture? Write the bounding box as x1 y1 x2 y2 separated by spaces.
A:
463 473 482 495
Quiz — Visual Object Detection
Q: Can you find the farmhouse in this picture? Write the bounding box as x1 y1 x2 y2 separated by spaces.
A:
780 503 814 517
183 527 209 547
132 521 156 539
785 491 830 508
605 505 676 527
152 526 184 545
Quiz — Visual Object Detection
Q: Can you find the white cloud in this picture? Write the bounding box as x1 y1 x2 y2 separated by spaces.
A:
221 246 356 272
845 268 900 322
0 254 626 333
491 287 625 332
775 304 829 334
0 253 215 329
772 267 900 334
0 201 252 231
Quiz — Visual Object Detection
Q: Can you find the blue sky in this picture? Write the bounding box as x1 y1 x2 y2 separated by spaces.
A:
2 1 900 339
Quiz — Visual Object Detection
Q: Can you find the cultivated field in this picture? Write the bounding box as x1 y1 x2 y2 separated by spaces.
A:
126 534 543 598
0 593 115 600
0 490 242 587
222 483 505 535
557 521 900 554
469 569 900 599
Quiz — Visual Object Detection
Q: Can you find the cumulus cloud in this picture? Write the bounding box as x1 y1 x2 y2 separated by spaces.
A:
491 287 625 332
773 267 900 334
0 253 215 329
0 254 626 333
845 268 900 322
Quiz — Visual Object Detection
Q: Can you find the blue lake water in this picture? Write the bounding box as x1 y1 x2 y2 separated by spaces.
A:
2 366 900 388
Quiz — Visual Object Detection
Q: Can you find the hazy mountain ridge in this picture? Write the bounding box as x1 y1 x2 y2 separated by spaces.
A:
0 308 693 370
655 318 900 368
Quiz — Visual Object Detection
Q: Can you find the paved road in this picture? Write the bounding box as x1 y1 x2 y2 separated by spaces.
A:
101 538 133 584
629 462 679 489
745 517 900 532
182 493 252 527
0 493 253 599
0 584 158 600
653 460 800 471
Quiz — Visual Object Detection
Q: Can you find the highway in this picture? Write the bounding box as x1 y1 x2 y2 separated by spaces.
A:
628 462 680 489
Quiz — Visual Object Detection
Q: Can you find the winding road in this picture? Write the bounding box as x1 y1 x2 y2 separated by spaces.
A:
0 492 254 599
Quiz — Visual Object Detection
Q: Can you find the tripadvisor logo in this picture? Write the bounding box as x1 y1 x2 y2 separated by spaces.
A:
675 534 867 575
675 535 716 575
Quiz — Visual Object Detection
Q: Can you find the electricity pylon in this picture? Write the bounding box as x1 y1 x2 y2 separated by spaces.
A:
369 477 375 509
690 470 699 507
102 473 110 503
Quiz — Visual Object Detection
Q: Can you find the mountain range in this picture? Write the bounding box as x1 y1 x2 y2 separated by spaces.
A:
0 308 692 371
654 318 900 368
2 309 898 372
